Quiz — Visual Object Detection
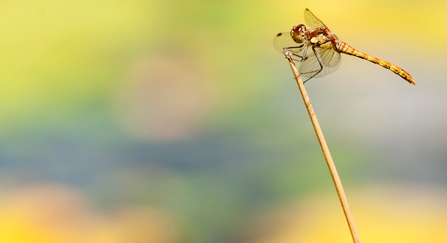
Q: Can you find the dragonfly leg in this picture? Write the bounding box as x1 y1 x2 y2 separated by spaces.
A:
303 46 323 84
285 44 307 62
300 46 308 62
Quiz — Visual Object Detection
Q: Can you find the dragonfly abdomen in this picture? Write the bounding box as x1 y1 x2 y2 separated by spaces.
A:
336 42 415 85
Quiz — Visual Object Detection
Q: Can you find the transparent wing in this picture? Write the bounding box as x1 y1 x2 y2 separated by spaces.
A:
318 43 341 68
274 32 302 51
304 8 327 28
273 32 307 61
299 47 341 79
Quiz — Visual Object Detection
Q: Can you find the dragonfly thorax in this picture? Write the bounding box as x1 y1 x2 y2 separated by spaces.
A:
290 24 307 44
310 34 330 46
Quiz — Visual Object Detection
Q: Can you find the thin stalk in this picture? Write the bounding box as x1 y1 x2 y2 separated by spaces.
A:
282 50 361 243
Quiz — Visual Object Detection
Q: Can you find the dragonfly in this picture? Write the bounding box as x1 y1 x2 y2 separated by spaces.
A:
274 8 415 85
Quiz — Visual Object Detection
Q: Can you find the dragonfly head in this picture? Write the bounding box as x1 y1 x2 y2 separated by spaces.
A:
290 24 307 43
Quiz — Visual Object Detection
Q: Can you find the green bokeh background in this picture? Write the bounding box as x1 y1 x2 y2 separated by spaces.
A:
0 0 446 242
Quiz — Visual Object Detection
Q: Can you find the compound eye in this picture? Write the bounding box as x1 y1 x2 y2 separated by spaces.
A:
292 24 306 35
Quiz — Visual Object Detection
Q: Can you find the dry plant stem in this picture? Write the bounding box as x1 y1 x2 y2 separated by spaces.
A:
282 50 361 243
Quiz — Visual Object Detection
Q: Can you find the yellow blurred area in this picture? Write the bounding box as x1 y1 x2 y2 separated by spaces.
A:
1 184 446 243
250 185 447 243
0 184 177 243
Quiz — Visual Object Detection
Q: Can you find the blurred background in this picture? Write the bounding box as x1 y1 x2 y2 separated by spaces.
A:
0 0 446 242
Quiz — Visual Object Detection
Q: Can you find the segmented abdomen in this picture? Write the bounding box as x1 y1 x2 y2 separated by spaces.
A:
336 42 415 85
